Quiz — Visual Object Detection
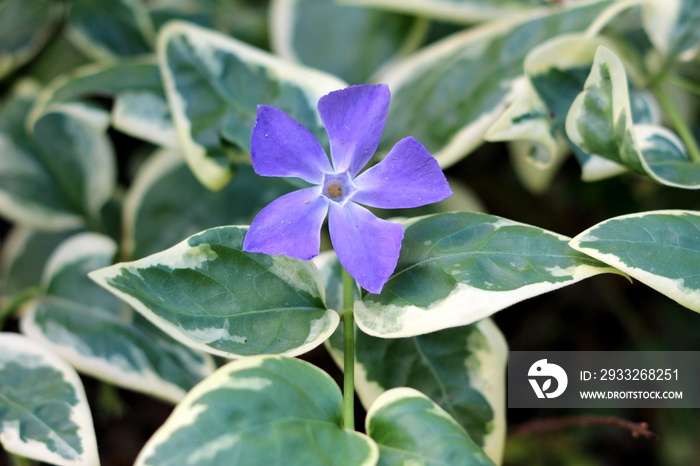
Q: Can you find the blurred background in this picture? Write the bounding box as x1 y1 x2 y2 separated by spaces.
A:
1 0 699 464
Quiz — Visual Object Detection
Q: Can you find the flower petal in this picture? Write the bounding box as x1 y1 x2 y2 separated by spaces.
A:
353 137 453 209
318 84 390 176
243 187 329 260
328 202 403 294
250 105 332 184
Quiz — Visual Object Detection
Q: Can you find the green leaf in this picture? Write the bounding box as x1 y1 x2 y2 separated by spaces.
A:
149 0 270 49
123 150 294 259
642 0 700 62
366 387 495 466
20 233 216 403
157 21 347 190
0 0 62 79
66 0 155 60
520 33 627 182
0 332 99 466
355 212 617 338
566 46 700 189
135 355 378 465
90 226 338 358
30 61 175 148
375 1 613 168
271 0 424 84
0 227 77 297
340 0 544 24
570 210 700 312
315 249 506 461
0 85 116 230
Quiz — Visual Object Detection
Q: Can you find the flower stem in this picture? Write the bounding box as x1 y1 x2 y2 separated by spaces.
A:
651 82 700 163
341 267 356 431
666 75 700 97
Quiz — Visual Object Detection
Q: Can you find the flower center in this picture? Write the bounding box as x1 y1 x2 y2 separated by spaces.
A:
322 171 356 204
327 183 343 199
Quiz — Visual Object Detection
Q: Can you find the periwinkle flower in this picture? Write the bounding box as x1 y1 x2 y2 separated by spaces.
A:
243 84 452 293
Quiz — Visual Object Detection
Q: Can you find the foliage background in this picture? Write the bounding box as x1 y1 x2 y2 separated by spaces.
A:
1 0 699 464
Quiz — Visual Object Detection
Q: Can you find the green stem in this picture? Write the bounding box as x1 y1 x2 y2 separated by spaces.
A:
651 82 700 163
341 268 356 431
666 75 700 98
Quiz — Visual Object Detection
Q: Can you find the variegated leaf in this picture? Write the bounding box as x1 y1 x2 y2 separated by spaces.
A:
157 21 347 190
271 0 423 84
90 226 338 358
0 85 116 230
340 0 544 24
355 212 618 338
135 356 378 466
123 150 294 259
523 33 628 182
0 332 99 466
566 46 700 189
20 233 216 403
570 210 700 312
66 0 155 60
30 61 175 148
0 227 76 298
0 0 62 79
375 1 613 168
366 388 495 466
642 0 700 62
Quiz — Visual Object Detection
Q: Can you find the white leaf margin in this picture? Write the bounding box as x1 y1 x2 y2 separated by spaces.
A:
0 332 99 466
135 355 379 466
339 0 541 24
570 209 700 312
89 226 340 359
20 232 216 403
374 16 531 169
355 216 620 339
566 45 699 189
157 20 348 190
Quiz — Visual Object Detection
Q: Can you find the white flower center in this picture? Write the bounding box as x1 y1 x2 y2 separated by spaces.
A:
322 171 356 204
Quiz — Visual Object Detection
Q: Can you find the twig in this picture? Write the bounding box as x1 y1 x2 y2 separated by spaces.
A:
509 415 659 440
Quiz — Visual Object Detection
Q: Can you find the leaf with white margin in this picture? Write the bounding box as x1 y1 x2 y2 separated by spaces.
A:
356 212 619 338
66 0 155 61
271 0 424 84
135 355 378 466
340 0 543 24
0 227 76 297
149 0 270 49
485 79 559 167
0 0 62 79
522 33 629 182
0 332 99 466
20 232 216 403
0 85 116 230
158 21 347 190
570 210 700 312
642 0 700 62
90 226 338 358
315 252 507 464
30 61 176 148
123 150 294 259
366 387 495 466
375 1 613 169
566 46 700 189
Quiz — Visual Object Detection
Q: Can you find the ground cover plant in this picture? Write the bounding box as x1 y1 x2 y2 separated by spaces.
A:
0 0 699 464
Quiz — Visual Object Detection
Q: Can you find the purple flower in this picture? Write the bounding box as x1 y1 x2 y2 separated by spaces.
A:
242 84 452 294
